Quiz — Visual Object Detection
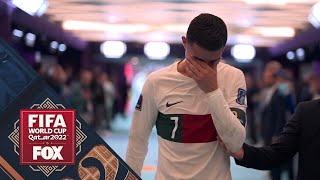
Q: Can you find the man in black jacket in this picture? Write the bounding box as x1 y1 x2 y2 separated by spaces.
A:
220 99 320 180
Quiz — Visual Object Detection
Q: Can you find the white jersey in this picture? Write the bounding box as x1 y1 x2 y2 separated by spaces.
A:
126 60 247 180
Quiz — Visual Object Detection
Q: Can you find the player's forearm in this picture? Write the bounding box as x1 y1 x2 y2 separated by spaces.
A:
125 115 152 176
207 89 246 153
126 134 148 176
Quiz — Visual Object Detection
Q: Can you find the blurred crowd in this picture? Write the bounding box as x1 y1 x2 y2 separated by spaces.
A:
33 62 123 132
245 60 320 180
32 60 320 140
246 61 320 145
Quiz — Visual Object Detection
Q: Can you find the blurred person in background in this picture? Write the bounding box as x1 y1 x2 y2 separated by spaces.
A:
260 61 285 145
259 61 294 180
113 69 129 118
99 71 115 131
308 73 320 100
47 63 67 96
245 72 260 144
297 73 320 102
33 62 69 98
126 13 247 179
61 65 74 98
91 69 107 130
275 69 296 180
33 62 46 79
276 69 296 114
69 68 94 125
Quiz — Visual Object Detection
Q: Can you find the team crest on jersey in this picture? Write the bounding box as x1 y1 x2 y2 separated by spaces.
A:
236 88 246 105
135 94 143 111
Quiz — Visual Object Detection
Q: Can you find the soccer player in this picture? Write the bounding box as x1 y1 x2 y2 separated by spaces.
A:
126 13 247 180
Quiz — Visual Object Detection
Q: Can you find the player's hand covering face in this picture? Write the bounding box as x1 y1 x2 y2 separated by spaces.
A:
185 57 219 93
183 39 224 93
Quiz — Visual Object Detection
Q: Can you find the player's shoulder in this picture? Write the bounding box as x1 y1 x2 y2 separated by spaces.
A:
146 62 177 81
218 61 244 76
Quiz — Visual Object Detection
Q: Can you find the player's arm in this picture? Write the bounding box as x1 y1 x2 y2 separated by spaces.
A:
125 76 158 176
207 70 247 153
184 59 246 152
233 102 301 169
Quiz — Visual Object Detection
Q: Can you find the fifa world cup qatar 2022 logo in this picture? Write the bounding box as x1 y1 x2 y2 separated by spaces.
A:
20 109 76 165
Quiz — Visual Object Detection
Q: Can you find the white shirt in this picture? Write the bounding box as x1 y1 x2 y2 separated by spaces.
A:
126 60 247 180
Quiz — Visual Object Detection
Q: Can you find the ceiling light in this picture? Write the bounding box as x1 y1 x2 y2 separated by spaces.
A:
12 29 23 38
242 0 287 5
144 42 170 60
50 41 58 49
309 2 320 28
63 21 151 33
12 0 48 16
254 27 295 37
36 1 48 16
25 33 36 47
58 44 67 52
296 48 305 61
231 44 256 63
286 51 295 60
100 41 127 58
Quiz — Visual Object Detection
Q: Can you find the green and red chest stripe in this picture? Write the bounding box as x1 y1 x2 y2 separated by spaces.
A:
156 112 218 143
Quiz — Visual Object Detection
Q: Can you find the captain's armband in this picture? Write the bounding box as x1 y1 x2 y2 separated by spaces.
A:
230 108 246 126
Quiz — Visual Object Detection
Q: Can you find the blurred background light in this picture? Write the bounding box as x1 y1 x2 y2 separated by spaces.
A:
309 2 320 28
100 41 127 58
12 29 23 38
296 48 305 61
25 33 36 47
63 21 151 33
231 44 256 63
286 51 295 60
254 27 295 38
50 41 58 49
58 44 67 52
144 42 170 60
35 51 41 63
12 0 48 17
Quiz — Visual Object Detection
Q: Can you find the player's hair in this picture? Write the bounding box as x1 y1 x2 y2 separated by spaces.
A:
186 13 228 51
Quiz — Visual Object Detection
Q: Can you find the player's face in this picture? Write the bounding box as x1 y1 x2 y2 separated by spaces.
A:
182 36 224 68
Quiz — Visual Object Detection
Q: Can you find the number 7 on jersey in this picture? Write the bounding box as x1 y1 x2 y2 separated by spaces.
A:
170 117 179 139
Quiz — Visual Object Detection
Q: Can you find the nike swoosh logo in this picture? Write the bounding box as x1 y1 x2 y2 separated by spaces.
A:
166 101 183 107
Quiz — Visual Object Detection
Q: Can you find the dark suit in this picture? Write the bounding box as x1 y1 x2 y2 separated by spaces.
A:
261 89 287 145
261 88 292 180
236 99 320 180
